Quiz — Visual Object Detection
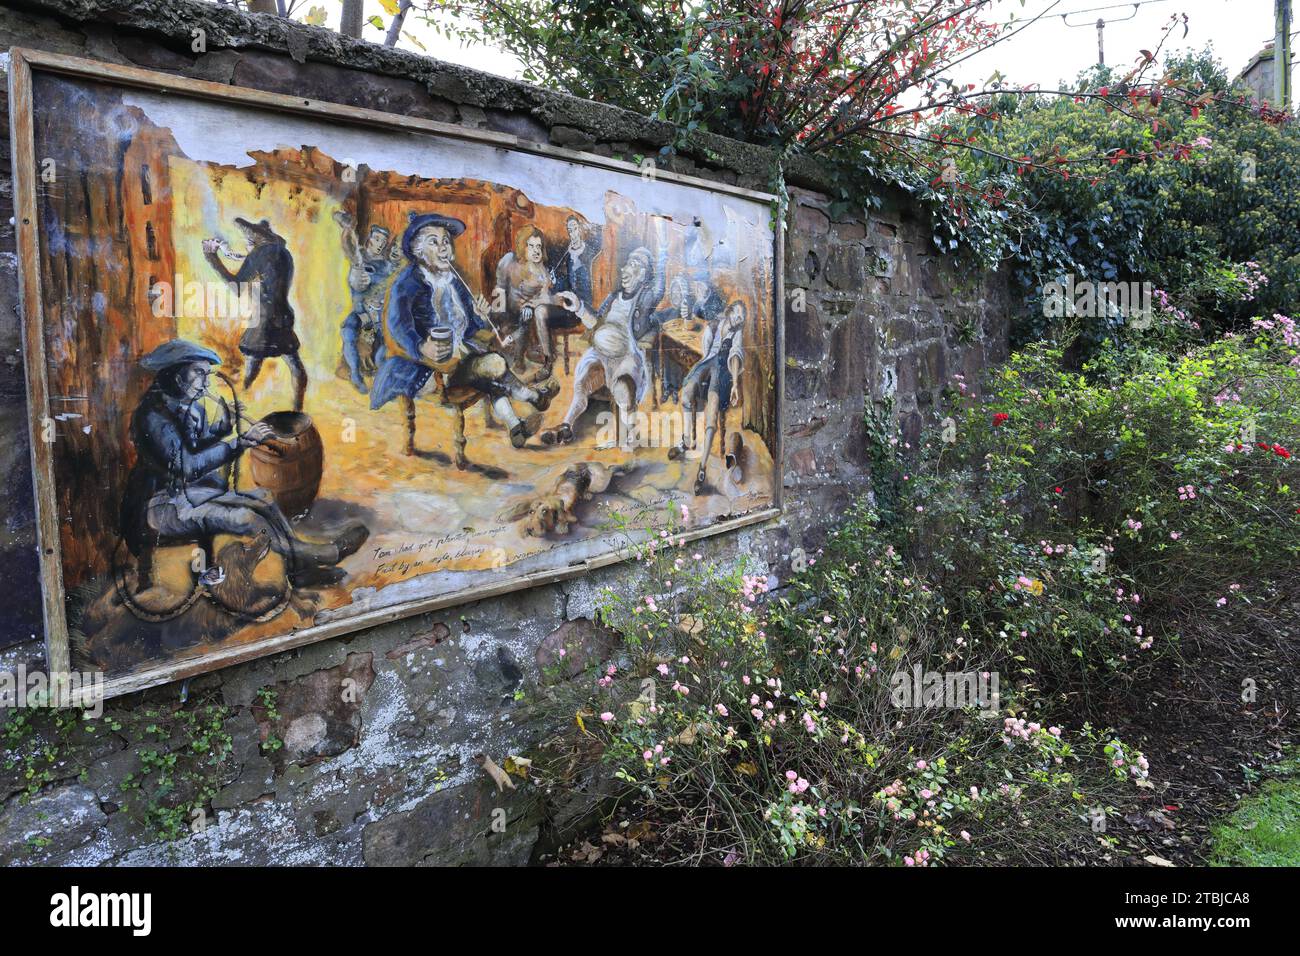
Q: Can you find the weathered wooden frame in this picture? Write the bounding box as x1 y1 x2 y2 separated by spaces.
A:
7 47 786 704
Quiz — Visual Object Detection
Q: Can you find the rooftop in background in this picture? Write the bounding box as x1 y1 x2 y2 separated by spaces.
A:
1238 42 1278 104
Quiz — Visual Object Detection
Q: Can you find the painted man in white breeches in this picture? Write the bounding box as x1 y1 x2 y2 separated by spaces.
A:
541 241 667 447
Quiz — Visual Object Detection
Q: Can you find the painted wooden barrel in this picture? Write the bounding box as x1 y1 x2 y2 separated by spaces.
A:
248 411 323 519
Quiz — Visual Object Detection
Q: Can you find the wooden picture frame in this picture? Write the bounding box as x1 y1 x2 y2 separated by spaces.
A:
8 47 786 703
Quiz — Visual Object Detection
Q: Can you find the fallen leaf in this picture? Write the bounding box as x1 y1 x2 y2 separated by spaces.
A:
677 614 704 635
570 841 603 863
669 722 708 746
626 679 656 721
627 821 655 842
504 755 532 777
477 754 516 793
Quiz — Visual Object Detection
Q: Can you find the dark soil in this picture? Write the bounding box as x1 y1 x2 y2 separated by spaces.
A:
1098 599 1300 866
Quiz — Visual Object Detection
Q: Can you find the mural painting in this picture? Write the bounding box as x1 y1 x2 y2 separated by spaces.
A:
13 59 781 696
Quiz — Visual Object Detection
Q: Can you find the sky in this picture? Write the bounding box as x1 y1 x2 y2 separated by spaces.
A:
944 0 1278 90
320 1 1282 95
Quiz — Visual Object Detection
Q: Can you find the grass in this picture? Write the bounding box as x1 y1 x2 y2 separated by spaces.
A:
1209 754 1300 867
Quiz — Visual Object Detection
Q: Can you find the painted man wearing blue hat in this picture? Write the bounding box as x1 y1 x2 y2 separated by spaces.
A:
370 212 556 466
119 339 368 589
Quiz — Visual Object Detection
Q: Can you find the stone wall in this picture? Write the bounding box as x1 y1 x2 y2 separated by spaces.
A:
0 0 1008 865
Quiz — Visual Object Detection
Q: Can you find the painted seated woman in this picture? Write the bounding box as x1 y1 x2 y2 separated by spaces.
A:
491 224 557 375
535 215 603 373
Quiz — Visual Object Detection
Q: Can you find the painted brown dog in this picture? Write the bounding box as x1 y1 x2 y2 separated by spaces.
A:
501 461 629 537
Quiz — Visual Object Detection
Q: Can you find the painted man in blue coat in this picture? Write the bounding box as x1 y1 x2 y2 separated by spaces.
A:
369 212 555 469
